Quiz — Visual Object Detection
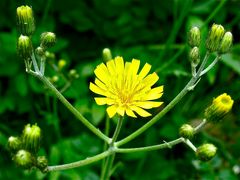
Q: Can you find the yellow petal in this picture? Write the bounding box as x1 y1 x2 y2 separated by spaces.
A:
95 78 107 90
116 106 125 116
130 59 140 76
107 105 117 118
126 108 137 118
94 63 109 84
115 56 124 75
143 72 159 87
138 63 151 80
130 106 151 117
89 82 107 96
95 97 115 105
151 86 164 94
135 101 163 109
145 93 163 101
106 59 115 75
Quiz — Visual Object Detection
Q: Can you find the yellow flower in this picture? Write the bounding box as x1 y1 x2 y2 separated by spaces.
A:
205 93 234 123
89 56 164 118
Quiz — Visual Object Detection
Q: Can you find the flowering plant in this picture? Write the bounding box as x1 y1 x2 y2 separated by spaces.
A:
7 4 237 180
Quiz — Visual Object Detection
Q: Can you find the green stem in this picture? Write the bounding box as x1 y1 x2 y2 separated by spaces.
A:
47 150 112 172
111 116 123 144
200 56 221 76
194 119 207 133
183 139 197 152
115 53 210 147
115 138 184 153
35 75 111 143
101 116 124 180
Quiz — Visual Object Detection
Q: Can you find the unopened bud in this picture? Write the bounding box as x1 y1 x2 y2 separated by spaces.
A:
36 156 48 173
58 59 67 70
40 32 56 49
16 5 35 36
102 48 112 62
35 47 45 57
17 35 33 59
14 149 34 169
189 47 200 67
51 76 59 83
206 24 225 52
219 32 233 54
69 69 79 79
205 93 234 123
22 124 41 154
45 51 55 61
188 27 201 47
179 124 194 139
196 143 217 161
8 136 22 152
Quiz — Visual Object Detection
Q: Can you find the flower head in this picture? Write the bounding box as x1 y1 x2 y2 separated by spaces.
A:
90 56 163 118
205 93 234 123
196 143 217 161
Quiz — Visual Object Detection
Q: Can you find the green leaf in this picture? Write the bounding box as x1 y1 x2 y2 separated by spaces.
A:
221 54 240 75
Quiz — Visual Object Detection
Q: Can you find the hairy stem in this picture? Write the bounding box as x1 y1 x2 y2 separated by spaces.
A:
101 116 123 180
47 150 112 172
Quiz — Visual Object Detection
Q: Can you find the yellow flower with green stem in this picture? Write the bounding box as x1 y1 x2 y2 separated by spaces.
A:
90 56 163 118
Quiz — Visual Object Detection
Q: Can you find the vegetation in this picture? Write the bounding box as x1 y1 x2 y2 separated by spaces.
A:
0 0 239 179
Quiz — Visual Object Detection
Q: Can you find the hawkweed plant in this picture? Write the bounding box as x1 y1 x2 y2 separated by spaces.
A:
8 5 236 179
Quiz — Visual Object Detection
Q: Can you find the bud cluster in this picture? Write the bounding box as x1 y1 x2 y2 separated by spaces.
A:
7 124 48 172
16 4 56 74
206 24 233 53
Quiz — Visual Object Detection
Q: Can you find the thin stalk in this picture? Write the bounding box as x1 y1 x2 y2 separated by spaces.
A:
111 116 124 144
31 52 40 73
40 57 46 75
183 139 197 152
200 56 221 76
101 116 111 173
115 138 184 153
47 150 112 172
115 53 210 147
194 119 207 133
101 116 124 180
35 74 110 143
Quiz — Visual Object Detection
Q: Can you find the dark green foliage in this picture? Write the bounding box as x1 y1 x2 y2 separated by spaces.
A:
0 0 240 179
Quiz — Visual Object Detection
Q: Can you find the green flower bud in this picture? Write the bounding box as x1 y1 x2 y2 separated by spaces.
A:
8 136 22 152
102 48 112 62
188 27 201 47
206 24 225 52
58 59 67 70
69 69 79 79
16 5 35 36
179 124 194 139
14 149 34 169
22 124 41 154
17 35 33 59
35 47 45 57
189 47 200 67
36 156 48 173
196 143 217 161
218 32 233 54
40 32 56 49
51 76 59 83
205 93 234 123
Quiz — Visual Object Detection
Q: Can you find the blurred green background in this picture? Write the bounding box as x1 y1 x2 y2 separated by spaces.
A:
0 0 240 179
